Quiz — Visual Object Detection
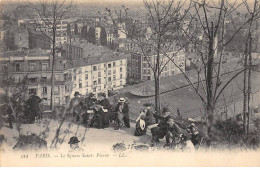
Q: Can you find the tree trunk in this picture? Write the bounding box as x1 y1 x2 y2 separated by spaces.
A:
247 33 252 138
206 22 215 140
243 38 248 132
50 28 56 111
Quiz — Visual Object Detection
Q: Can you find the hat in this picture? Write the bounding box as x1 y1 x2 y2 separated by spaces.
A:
143 103 154 107
119 97 126 102
68 136 80 144
163 112 172 118
167 118 175 124
100 93 106 97
187 118 196 122
74 91 80 96
89 93 95 98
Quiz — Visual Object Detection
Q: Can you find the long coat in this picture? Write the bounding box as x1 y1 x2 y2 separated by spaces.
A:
114 103 130 128
100 98 111 128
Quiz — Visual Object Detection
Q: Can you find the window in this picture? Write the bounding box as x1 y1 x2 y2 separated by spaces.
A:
120 80 122 86
74 76 76 81
108 77 111 82
93 87 96 92
93 66 97 71
29 89 37 95
54 86 59 95
98 78 101 84
120 67 122 72
41 76 47 82
98 65 101 70
78 68 82 74
85 74 88 80
113 75 116 80
113 62 116 67
79 75 82 81
108 70 111 75
113 69 116 74
54 97 60 104
2 64 7 71
43 87 47 94
93 80 97 85
30 63 36 71
120 74 122 79
98 72 101 77
79 83 82 88
15 63 20 71
108 63 111 68
42 63 48 71
120 60 123 65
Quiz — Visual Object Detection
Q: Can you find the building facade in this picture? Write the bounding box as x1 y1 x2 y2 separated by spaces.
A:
127 50 186 82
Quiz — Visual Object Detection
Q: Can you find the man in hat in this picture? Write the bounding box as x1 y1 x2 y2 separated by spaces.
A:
150 112 172 147
2 99 14 129
69 91 83 122
24 92 42 123
99 93 111 128
165 118 182 144
114 97 130 129
85 93 97 110
89 100 104 129
187 122 201 149
68 136 84 152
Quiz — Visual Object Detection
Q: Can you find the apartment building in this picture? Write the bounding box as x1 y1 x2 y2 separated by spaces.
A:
0 50 73 106
70 54 127 98
127 50 186 82
63 43 128 98
19 18 70 47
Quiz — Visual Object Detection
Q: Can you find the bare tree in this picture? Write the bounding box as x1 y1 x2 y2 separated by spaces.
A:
105 0 260 143
104 0 191 116
176 0 260 141
25 0 73 110
240 0 260 137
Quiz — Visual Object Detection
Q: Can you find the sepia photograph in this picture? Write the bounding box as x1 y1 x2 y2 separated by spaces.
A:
0 0 259 167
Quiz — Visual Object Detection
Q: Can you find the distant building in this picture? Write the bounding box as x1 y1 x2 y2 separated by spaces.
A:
0 49 73 106
62 42 129 97
127 50 186 82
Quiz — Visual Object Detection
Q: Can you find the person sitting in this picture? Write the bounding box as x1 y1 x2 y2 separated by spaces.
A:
68 136 84 152
99 93 111 128
187 122 201 149
114 97 130 129
164 118 186 148
82 93 97 127
89 100 104 129
134 103 155 136
149 112 172 147
134 111 147 136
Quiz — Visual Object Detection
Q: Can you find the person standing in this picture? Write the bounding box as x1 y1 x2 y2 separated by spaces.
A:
89 100 104 129
114 98 130 129
99 93 111 128
24 93 42 123
69 91 83 122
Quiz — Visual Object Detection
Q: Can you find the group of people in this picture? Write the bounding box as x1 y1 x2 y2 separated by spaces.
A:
134 105 202 149
69 91 131 130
